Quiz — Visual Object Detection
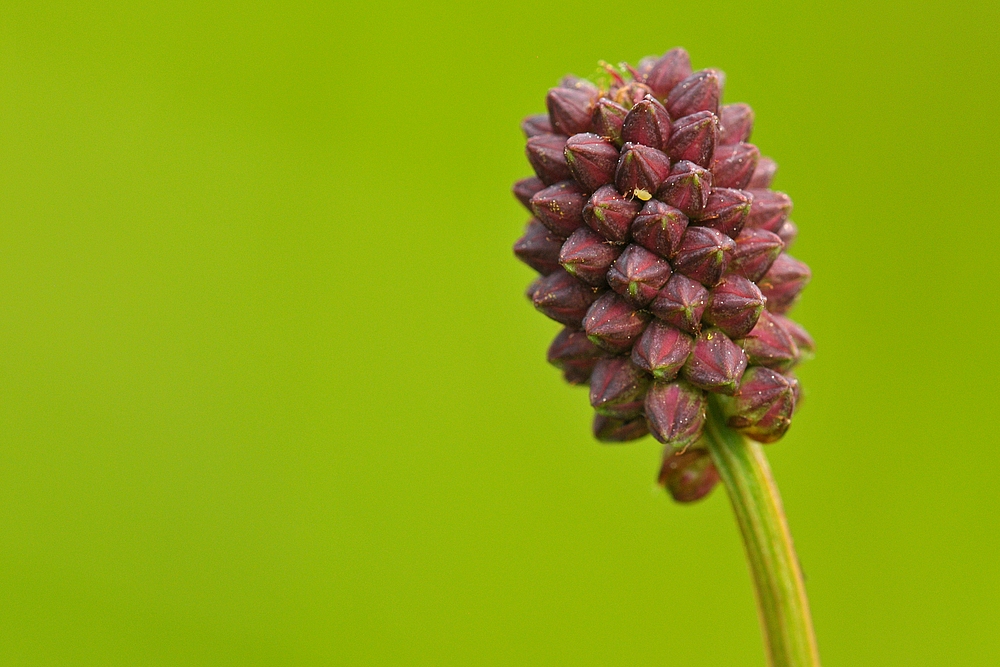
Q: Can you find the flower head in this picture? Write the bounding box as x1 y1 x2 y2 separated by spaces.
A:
514 50 814 496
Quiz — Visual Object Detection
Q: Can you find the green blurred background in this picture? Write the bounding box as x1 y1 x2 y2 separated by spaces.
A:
1 1 998 664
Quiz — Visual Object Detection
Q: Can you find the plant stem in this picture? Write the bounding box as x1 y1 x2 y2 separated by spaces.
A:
703 399 821 667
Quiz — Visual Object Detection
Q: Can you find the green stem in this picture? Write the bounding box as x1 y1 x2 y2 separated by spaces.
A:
703 400 821 667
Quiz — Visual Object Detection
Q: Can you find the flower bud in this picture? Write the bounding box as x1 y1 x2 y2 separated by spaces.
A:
522 113 554 138
606 244 673 307
747 156 777 189
514 218 565 275
719 366 795 443
530 180 587 236
656 160 713 218
564 133 619 191
644 380 707 447
526 134 572 185
710 143 760 189
632 320 694 381
658 448 719 503
589 356 651 419
665 69 723 119
758 254 811 314
558 227 622 286
613 82 656 109
512 176 547 211
746 189 793 232
735 310 799 372
704 274 765 339
593 414 649 443
547 86 598 136
719 103 754 145
621 95 672 150
635 56 657 79
559 75 600 94
531 269 600 327
673 226 736 286
650 273 709 335
730 227 783 282
777 220 798 249
643 48 692 100
615 143 673 199
683 328 747 395
547 327 604 384
590 98 629 146
694 187 753 238
584 291 652 354
774 315 815 363
583 184 641 244
665 111 719 168
630 199 689 259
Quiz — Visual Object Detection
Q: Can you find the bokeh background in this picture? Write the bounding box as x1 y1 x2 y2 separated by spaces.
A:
2 1 998 664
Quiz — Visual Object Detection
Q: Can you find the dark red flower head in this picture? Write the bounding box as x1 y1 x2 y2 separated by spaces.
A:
513 49 814 494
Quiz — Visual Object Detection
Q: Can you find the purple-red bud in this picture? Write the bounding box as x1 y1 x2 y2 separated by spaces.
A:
514 218 564 275
683 328 747 395
720 366 795 443
522 113 554 138
665 111 718 168
583 291 652 354
559 75 599 94
635 56 658 79
589 356 651 419
632 320 694 381
719 103 754 145
745 189 793 233
606 244 673 307
710 143 760 189
615 143 673 198
777 220 798 249
656 160 713 218
665 69 722 119
704 275 765 339
621 96 673 150
736 310 799 372
530 180 587 237
758 254 811 314
558 227 622 286
658 448 719 503
590 98 629 146
644 380 707 447
673 226 736 286
593 414 649 443
547 327 604 385
547 86 598 136
613 82 656 109
583 185 641 244
531 269 600 327
694 188 753 238
630 199 689 259
512 176 546 211
526 134 572 185
564 133 619 192
730 227 784 282
747 157 777 189
650 273 709 335
643 48 693 100
774 315 816 363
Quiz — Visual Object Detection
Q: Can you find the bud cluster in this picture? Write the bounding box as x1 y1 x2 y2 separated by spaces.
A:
513 49 814 503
